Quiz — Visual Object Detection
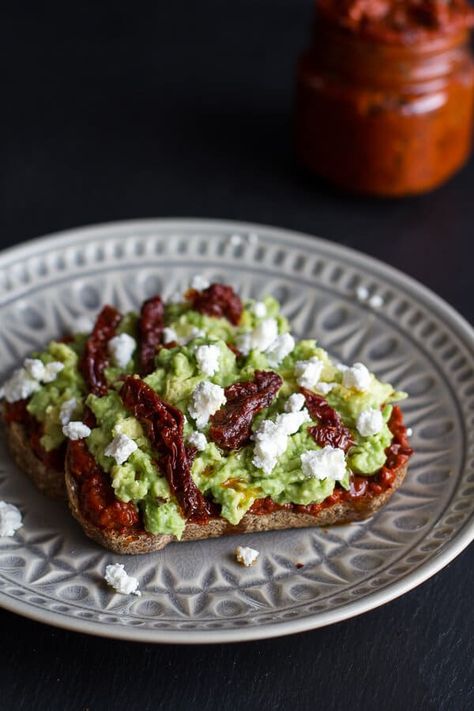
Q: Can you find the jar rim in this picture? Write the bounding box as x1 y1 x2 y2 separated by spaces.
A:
315 0 474 48
308 18 472 87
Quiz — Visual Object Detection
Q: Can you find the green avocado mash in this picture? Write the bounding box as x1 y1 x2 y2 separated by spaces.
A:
13 287 408 540
78 293 406 538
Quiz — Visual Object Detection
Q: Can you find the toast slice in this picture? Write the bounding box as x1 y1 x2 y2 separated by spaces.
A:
2 283 413 554
4 419 66 500
65 453 408 555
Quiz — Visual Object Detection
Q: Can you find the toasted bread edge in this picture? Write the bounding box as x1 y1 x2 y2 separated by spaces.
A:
65 454 408 554
4 419 66 500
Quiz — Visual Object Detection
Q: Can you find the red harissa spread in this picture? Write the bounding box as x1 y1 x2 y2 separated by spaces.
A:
295 0 474 195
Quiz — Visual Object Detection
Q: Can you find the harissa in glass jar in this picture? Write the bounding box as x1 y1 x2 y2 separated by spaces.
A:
295 0 474 196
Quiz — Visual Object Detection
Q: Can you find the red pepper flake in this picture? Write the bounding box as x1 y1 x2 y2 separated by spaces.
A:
67 440 140 530
187 283 243 325
138 295 164 375
120 376 214 522
80 305 122 396
209 371 282 450
301 388 354 452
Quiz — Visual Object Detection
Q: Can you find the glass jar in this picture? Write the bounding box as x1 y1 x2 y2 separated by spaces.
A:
295 6 474 196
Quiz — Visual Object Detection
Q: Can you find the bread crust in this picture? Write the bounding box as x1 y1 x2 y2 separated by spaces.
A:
4 419 66 500
65 456 408 555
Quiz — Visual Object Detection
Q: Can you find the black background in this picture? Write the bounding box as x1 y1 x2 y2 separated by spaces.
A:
1 2 473 710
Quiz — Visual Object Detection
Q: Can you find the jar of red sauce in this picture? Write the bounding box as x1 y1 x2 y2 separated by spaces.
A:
295 0 474 196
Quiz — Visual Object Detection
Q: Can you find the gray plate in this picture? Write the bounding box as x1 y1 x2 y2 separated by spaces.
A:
0 219 472 644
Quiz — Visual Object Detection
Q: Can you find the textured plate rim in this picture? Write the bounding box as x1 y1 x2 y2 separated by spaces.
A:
0 217 472 644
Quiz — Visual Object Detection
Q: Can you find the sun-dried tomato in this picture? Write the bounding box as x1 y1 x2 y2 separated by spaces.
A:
209 371 282 450
80 305 122 396
67 440 140 530
187 283 243 325
120 376 214 522
301 388 354 452
138 295 164 375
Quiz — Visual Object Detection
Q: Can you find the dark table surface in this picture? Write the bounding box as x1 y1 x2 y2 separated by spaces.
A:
1 2 473 710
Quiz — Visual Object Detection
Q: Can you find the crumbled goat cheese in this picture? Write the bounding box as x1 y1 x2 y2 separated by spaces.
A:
104 564 141 596
42 362 65 383
187 327 205 341
356 408 384 437
237 318 279 356
339 362 371 392
406 427 413 437
73 315 94 333
0 501 23 537
236 546 260 567
300 446 347 481
189 381 227 429
252 301 267 318
235 332 252 355
59 397 77 426
163 327 178 344
195 344 221 376
294 357 324 389
24 358 46 381
315 382 336 396
107 333 136 369
187 431 208 451
285 392 306 413
104 433 138 465
62 421 91 440
356 286 370 303
252 409 310 475
276 410 311 435
2 368 41 402
265 333 295 368
1 353 65 403
190 274 210 291
368 294 384 309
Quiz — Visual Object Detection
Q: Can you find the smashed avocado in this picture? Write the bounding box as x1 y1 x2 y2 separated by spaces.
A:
78 292 406 538
8 285 407 539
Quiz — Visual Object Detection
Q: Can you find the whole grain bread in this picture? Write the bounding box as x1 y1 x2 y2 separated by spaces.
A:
5 419 66 500
65 454 408 554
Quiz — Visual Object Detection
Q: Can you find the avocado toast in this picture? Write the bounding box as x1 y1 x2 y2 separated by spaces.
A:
2 280 413 553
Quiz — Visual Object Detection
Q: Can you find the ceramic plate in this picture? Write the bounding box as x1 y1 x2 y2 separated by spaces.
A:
0 219 472 644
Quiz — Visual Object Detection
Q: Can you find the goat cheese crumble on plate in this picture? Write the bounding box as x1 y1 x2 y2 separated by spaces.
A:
104 564 141 596
0 502 23 537
236 546 260 567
